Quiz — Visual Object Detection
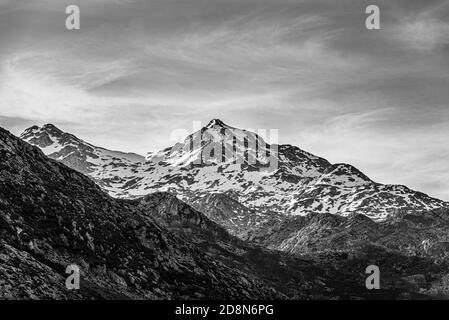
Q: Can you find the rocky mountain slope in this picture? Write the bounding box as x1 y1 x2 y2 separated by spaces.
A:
21 120 449 237
3 126 449 299
1 126 279 299
246 209 449 259
245 209 449 298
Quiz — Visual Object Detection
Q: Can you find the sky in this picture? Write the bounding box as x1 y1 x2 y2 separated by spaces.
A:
0 0 449 200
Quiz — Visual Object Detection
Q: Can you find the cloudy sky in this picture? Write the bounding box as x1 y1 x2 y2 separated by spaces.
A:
1 0 449 200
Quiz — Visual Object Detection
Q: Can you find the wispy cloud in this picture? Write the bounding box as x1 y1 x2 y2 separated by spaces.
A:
0 0 449 199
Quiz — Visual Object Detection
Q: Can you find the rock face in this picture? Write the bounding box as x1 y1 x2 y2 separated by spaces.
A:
2 126 449 299
246 209 449 258
22 120 449 237
243 208 449 298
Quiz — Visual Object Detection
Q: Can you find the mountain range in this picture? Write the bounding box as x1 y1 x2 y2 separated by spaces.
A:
20 120 449 238
2 124 449 299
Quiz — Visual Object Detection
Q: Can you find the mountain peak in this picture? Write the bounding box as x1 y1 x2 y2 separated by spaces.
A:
206 119 229 129
42 123 59 129
42 123 63 134
21 124 63 140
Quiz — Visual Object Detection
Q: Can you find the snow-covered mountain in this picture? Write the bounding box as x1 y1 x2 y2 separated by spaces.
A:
146 119 275 169
20 124 145 190
21 120 449 236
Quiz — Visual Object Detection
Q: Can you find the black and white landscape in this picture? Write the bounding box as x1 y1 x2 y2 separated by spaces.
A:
1 0 449 301
1 119 449 299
